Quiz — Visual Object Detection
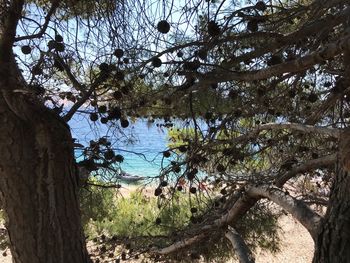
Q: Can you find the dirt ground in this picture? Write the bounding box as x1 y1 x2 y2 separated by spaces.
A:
252 215 313 263
0 214 314 263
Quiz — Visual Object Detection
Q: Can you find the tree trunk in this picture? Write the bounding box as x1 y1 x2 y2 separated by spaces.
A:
0 94 90 262
0 2 90 255
313 130 350 263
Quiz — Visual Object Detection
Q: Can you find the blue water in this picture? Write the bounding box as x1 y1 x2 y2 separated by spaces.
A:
69 116 170 178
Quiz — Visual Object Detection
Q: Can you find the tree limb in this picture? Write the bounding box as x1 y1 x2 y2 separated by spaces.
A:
211 123 340 148
181 34 350 91
256 123 340 138
153 155 334 254
275 154 336 187
225 226 255 263
153 194 259 255
246 185 323 241
63 86 94 122
152 233 207 255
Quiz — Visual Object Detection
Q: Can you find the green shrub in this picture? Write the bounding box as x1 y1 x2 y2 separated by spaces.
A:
80 181 281 262
79 180 117 237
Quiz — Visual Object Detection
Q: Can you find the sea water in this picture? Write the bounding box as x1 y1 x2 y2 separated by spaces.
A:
69 116 170 179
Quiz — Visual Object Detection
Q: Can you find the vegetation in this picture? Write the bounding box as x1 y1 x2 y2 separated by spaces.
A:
80 181 281 262
0 0 350 262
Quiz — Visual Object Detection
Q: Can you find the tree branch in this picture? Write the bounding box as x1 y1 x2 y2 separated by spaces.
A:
152 233 207 255
153 154 334 254
275 154 336 187
246 185 323 241
62 67 114 122
153 194 259 255
225 226 255 263
211 122 340 148
306 93 345 125
63 86 94 122
180 34 350 91
226 4 350 66
256 123 340 138
15 0 60 41
53 54 87 94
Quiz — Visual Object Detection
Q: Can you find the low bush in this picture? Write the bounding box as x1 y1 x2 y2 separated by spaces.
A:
80 180 281 262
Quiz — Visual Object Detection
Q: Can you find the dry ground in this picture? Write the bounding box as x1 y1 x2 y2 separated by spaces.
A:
252 215 313 263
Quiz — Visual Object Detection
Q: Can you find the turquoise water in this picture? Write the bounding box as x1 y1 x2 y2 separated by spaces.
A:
69 116 170 178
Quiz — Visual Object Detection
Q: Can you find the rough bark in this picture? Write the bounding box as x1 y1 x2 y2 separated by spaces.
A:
0 94 91 262
313 130 350 263
0 1 89 261
0 49 90 262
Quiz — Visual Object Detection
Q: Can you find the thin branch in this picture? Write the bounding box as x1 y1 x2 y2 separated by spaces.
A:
85 182 121 189
305 93 345 125
53 54 87 94
225 226 255 263
226 4 350 66
63 86 94 122
15 0 60 41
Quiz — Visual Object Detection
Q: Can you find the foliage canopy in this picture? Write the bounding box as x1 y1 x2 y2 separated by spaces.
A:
2 0 350 261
